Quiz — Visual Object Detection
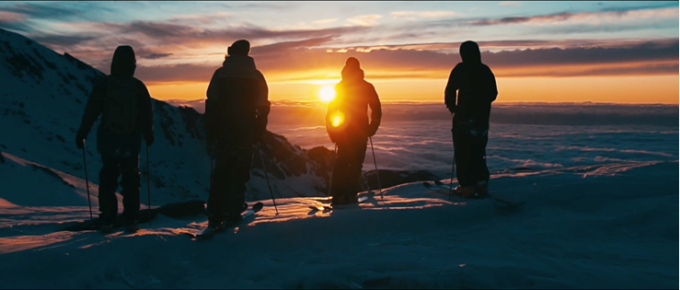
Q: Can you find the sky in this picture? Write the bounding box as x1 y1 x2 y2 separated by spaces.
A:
0 1 678 104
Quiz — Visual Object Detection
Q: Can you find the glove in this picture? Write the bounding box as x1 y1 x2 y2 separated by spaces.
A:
75 130 87 149
367 125 378 137
144 132 154 146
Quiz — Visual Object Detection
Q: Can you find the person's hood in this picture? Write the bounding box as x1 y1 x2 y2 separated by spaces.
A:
215 54 262 80
341 57 364 82
459 41 481 63
110 45 136 77
222 54 257 71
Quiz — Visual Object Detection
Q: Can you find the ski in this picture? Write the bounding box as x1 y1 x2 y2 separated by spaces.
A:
187 202 264 240
423 181 525 207
308 191 374 212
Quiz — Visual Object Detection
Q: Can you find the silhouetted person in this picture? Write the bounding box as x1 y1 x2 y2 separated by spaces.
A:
326 57 382 206
75 45 154 233
444 41 498 198
205 39 270 229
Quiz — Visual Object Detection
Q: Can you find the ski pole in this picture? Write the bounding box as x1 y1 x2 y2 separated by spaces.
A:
257 145 279 215
449 130 456 201
82 145 93 220
369 137 382 200
146 144 151 212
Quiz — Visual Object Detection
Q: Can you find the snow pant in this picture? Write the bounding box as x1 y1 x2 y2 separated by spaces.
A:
98 153 141 225
452 125 490 188
207 143 253 224
330 137 368 203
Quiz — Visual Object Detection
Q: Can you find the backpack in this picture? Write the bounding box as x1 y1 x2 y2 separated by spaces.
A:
102 76 139 135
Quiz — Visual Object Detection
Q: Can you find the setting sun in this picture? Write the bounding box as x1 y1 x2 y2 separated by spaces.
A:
319 86 336 103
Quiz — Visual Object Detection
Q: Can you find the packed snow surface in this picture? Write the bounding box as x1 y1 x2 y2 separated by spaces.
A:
0 153 677 289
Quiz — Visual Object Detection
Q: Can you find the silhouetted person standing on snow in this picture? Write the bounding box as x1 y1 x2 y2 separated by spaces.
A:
326 57 382 206
204 40 270 230
444 41 497 198
75 45 154 233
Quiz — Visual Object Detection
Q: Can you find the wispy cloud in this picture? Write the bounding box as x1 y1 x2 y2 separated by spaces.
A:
127 38 678 83
31 34 97 47
313 18 338 25
471 7 679 26
0 11 30 32
168 12 232 25
346 14 382 27
0 11 25 22
391 11 463 20
499 2 522 7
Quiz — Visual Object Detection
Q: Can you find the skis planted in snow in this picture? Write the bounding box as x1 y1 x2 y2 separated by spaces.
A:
423 181 525 207
188 202 264 240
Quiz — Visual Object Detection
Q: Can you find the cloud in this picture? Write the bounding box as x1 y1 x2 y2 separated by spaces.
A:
125 38 678 84
391 11 463 20
1 3 79 20
470 7 678 26
313 18 338 25
346 14 383 27
251 36 337 56
99 21 368 45
168 12 232 25
0 11 25 22
31 34 97 47
499 2 522 7
0 11 30 32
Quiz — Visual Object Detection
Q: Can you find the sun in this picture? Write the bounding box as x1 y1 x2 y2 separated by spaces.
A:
319 86 336 103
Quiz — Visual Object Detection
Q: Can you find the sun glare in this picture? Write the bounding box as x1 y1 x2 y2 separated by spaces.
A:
319 86 336 103
331 111 345 127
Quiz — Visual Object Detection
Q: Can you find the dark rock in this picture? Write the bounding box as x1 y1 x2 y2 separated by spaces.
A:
364 169 441 191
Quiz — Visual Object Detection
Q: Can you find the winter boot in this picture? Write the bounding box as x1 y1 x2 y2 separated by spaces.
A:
474 181 489 199
207 213 224 230
99 223 114 234
344 193 358 205
125 221 140 233
454 186 476 198
225 212 242 226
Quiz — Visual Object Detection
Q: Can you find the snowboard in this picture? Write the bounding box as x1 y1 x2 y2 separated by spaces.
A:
423 181 524 208
308 191 374 212
187 202 264 240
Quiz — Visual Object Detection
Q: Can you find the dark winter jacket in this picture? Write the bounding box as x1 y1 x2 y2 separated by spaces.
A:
205 55 270 146
326 58 382 143
444 41 498 131
77 46 154 156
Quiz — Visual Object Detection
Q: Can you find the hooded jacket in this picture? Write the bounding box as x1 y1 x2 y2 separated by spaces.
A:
326 58 382 142
77 45 154 156
205 55 270 145
444 41 498 130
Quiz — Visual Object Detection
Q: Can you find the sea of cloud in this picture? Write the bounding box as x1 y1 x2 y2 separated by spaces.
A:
169 100 678 178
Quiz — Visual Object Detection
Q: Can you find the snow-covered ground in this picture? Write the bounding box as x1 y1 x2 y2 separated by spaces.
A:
0 157 676 289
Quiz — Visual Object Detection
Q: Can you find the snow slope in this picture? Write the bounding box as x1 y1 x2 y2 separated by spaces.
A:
0 160 676 289
0 28 342 207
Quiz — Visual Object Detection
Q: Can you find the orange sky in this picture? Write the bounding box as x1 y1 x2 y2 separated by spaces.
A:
147 74 679 105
